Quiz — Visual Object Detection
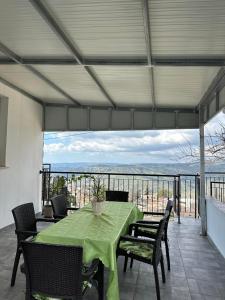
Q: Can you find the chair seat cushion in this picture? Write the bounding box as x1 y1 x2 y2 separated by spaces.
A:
119 238 154 260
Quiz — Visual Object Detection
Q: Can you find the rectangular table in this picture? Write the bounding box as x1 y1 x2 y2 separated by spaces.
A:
36 201 143 300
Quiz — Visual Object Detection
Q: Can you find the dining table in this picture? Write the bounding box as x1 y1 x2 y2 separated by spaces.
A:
36 201 143 300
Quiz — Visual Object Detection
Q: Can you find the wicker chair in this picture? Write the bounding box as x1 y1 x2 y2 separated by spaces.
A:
133 200 173 271
117 214 168 300
21 241 102 300
106 191 129 202
51 194 78 219
11 202 57 286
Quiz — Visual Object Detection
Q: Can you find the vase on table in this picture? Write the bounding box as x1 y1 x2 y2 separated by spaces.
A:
91 200 104 216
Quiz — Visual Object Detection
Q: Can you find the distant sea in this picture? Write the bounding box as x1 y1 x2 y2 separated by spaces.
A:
48 162 225 175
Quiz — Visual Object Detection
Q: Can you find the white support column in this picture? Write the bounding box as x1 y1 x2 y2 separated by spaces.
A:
199 108 207 235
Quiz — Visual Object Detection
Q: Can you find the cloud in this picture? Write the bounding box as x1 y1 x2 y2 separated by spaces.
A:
44 129 198 155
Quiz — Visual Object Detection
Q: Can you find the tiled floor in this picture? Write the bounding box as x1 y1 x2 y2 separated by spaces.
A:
1 218 225 300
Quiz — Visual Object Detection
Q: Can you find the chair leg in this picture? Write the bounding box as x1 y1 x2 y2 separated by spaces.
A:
96 261 104 300
130 258 133 269
123 255 128 273
165 239 170 271
160 256 166 284
11 248 21 287
153 265 161 300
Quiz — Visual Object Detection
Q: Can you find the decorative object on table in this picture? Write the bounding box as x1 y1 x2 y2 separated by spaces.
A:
76 175 105 215
42 201 53 218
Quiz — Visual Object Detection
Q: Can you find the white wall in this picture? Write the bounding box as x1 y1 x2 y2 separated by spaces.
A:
0 82 43 229
207 196 225 258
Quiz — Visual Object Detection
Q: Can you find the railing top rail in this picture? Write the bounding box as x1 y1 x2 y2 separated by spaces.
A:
210 181 225 184
40 170 180 178
205 171 225 175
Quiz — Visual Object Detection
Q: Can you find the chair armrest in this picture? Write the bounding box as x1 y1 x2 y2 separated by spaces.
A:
82 259 99 280
129 223 158 234
15 230 38 236
119 235 155 246
143 211 164 216
36 217 58 223
136 220 160 225
54 214 65 219
66 207 79 211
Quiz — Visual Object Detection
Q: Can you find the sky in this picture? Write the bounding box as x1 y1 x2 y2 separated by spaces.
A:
43 111 225 164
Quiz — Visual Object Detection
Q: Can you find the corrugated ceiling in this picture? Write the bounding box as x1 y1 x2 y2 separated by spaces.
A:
0 0 224 111
0 65 70 103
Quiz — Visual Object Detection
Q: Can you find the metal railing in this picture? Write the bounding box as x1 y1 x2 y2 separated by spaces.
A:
40 167 225 220
210 180 225 203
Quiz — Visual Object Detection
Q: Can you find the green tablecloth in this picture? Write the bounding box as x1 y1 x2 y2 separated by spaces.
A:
36 202 143 300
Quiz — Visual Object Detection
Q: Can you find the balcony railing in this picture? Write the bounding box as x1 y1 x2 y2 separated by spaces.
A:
40 167 225 221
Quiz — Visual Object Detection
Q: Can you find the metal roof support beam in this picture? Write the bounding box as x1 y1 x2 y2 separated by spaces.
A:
142 0 156 109
84 66 116 108
198 67 225 109
30 0 116 108
0 41 81 106
44 105 198 131
25 65 81 106
0 76 43 104
1 56 225 67
199 107 207 236
29 0 82 64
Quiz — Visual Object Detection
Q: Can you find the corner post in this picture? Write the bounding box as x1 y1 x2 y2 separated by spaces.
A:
199 107 207 235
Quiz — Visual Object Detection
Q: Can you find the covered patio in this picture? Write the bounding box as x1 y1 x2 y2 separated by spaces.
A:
1 0 225 299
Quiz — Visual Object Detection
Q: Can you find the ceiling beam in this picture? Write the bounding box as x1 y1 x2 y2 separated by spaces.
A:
198 67 225 109
30 0 116 108
29 0 82 64
142 0 156 109
1 56 225 67
0 41 81 106
45 102 196 114
0 76 43 104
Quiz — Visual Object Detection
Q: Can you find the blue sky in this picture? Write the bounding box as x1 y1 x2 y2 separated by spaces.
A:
43 112 225 164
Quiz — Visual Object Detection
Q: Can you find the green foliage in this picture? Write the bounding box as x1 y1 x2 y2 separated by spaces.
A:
75 174 105 202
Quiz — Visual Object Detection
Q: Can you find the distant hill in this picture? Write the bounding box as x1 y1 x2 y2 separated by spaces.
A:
48 162 225 175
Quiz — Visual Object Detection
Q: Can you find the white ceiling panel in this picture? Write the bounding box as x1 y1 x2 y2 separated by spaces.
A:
0 0 70 56
154 67 219 107
93 66 152 107
150 0 225 55
0 65 70 103
45 0 146 57
34 65 110 106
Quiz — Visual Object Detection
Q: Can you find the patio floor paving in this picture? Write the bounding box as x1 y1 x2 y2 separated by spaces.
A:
0 217 225 300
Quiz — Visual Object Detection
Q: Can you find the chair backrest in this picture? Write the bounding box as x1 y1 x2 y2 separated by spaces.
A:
12 203 37 242
51 194 67 218
153 214 168 264
164 200 173 233
21 241 83 300
165 199 173 212
106 191 129 202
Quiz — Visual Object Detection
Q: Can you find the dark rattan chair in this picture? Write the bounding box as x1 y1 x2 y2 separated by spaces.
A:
51 194 78 219
11 202 57 286
106 190 129 202
133 200 173 271
21 241 102 300
117 215 167 300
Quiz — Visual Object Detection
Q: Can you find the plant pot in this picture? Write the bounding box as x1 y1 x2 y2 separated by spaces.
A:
42 204 53 218
91 201 104 216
